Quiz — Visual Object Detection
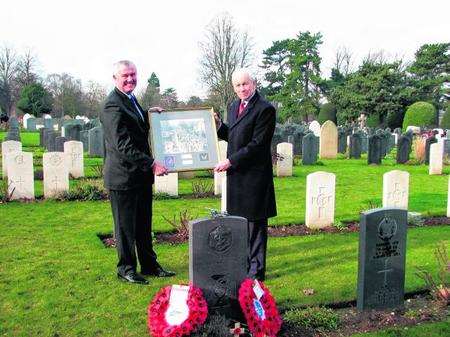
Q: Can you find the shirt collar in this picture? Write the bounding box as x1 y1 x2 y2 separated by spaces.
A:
241 91 255 105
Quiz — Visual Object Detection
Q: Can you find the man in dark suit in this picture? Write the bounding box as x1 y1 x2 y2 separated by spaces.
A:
214 69 277 281
100 60 175 285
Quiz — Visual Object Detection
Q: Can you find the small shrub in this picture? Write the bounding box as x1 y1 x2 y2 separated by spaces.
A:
58 180 108 201
415 241 449 304
318 103 337 124
402 102 436 131
191 179 214 198
162 209 196 241
408 212 424 227
153 192 179 200
0 180 15 202
362 199 382 210
283 306 340 331
332 221 347 231
91 164 104 178
412 137 426 163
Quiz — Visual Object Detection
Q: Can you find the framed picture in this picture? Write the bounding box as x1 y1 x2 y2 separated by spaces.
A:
149 108 220 172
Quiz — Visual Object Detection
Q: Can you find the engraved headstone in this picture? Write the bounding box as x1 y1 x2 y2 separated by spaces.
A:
43 152 69 198
214 141 227 195
276 142 293 177
425 136 437 165
367 134 382 165
64 141 84 178
189 215 248 319
319 120 338 159
2 140 22 178
349 132 362 159
429 142 443 175
357 208 408 311
302 133 318 165
6 151 34 200
305 171 335 228
154 173 178 196
396 135 411 164
382 170 409 209
88 126 105 157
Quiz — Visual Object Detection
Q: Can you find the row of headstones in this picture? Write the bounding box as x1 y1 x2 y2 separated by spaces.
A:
39 125 104 157
1 140 84 200
189 206 409 315
23 115 99 132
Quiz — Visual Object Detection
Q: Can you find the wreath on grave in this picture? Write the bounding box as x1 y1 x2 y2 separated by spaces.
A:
147 284 208 337
238 278 282 337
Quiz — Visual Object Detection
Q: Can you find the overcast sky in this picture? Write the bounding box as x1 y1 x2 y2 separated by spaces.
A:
1 0 449 100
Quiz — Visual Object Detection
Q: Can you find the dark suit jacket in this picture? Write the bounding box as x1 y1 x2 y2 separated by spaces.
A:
217 91 277 221
100 88 154 190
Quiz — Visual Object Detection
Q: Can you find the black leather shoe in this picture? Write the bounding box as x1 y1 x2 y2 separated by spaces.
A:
141 266 176 277
117 272 149 284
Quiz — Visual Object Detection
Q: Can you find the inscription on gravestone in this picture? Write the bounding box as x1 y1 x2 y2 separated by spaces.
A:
357 208 407 311
189 216 248 319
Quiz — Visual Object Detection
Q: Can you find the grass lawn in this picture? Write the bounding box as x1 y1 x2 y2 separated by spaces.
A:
1 131 449 336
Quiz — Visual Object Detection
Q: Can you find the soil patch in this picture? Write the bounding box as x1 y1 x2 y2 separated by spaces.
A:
98 216 450 247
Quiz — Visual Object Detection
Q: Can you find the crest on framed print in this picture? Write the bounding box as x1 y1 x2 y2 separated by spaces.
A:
149 108 219 172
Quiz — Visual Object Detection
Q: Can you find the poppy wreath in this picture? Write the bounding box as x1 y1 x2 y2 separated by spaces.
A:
147 285 208 337
238 278 282 337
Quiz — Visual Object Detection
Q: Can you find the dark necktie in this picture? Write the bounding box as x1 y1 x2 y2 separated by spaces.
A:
129 94 145 121
237 101 246 118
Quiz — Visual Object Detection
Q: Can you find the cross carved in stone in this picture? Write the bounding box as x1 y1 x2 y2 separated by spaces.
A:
387 182 407 206
377 258 394 286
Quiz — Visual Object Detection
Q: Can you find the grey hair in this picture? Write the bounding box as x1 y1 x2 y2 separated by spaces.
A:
113 60 136 76
232 68 256 83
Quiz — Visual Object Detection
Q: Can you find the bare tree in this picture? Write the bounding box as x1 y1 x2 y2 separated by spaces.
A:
83 80 107 118
0 45 19 115
199 13 253 121
334 46 353 76
17 48 38 87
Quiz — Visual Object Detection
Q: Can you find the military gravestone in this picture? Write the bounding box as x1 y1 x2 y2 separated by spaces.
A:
189 215 248 319
357 208 408 311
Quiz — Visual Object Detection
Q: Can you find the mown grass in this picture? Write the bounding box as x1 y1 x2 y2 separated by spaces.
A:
1 131 449 336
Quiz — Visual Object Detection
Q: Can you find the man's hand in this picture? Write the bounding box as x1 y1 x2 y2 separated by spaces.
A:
213 112 221 128
148 107 164 113
214 159 231 172
152 160 169 176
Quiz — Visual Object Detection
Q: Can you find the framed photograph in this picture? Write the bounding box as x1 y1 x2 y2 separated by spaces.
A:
149 108 219 172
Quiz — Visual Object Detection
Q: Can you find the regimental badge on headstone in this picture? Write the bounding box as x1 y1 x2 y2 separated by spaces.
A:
189 215 248 320
357 208 408 311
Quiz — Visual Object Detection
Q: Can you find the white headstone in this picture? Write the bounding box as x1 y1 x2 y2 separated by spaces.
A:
6 151 34 200
43 152 69 198
221 175 227 213
276 142 293 177
319 120 338 159
429 142 443 175
22 113 33 128
64 141 84 178
382 170 409 209
393 133 398 145
305 171 336 228
2 140 22 178
309 121 321 137
154 172 178 196
214 141 228 195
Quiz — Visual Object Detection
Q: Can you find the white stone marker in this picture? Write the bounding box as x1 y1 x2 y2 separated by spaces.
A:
309 120 321 137
382 170 409 209
64 141 84 178
6 151 34 200
276 142 293 177
43 152 69 198
154 172 178 196
214 141 228 195
221 175 227 213
305 171 336 228
319 120 338 159
2 140 22 178
429 142 443 175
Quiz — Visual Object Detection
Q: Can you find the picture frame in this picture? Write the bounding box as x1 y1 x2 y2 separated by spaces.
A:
149 108 220 172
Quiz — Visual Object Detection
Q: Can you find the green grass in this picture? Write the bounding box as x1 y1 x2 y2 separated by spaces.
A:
1 131 449 336
350 318 450 336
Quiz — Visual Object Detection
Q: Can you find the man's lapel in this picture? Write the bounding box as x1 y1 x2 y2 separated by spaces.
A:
115 88 148 129
230 91 259 130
